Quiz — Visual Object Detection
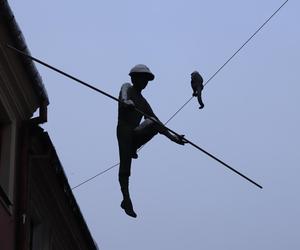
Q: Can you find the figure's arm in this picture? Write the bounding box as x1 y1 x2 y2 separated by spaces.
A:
119 83 135 108
145 101 186 145
143 100 160 122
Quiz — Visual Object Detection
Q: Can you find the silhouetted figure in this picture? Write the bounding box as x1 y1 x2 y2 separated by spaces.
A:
117 64 186 218
191 71 204 109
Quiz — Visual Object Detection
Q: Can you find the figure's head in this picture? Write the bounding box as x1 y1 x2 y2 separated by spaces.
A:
129 64 155 90
191 71 203 83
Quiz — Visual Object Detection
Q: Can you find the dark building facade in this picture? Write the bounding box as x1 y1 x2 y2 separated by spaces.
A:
0 1 98 249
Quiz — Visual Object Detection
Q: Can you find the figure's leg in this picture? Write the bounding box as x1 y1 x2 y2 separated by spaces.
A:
119 174 136 218
197 86 204 109
132 118 160 157
117 126 137 218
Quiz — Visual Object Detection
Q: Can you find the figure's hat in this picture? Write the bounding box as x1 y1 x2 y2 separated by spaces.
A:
129 64 155 81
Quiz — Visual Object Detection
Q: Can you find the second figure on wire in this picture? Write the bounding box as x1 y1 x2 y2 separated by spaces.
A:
191 70 205 109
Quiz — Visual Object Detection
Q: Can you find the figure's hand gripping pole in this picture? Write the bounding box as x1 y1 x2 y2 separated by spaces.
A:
7 44 262 189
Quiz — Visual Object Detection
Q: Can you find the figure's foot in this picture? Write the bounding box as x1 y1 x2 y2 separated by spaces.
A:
192 92 197 97
199 104 204 109
121 199 137 218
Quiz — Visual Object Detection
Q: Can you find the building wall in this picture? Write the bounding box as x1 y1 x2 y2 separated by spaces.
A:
0 1 98 249
0 102 15 250
28 128 97 250
0 12 41 247
0 36 39 250
0 206 15 250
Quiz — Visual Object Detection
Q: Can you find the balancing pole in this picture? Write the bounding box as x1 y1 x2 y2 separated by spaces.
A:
7 44 263 189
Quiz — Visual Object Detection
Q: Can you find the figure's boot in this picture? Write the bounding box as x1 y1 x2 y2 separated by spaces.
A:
120 199 137 218
119 176 137 218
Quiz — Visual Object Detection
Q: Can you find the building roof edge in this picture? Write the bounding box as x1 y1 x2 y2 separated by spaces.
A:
0 0 49 105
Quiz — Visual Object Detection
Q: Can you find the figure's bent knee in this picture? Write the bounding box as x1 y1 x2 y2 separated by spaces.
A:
144 118 156 127
144 118 164 134
134 118 158 135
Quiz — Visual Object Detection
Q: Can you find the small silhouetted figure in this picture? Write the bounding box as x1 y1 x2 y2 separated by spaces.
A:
191 71 204 109
117 64 186 218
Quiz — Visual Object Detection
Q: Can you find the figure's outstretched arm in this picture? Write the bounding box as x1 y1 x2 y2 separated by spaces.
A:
144 101 186 145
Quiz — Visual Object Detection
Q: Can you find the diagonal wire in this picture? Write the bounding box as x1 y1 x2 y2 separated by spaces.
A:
203 0 289 87
71 0 288 190
71 163 119 190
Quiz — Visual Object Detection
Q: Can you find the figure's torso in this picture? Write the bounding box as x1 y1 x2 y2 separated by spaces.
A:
118 83 152 128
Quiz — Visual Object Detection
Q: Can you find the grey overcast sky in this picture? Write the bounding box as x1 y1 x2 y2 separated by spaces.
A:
10 0 300 249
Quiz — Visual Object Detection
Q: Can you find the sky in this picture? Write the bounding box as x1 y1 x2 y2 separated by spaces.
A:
9 0 300 249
